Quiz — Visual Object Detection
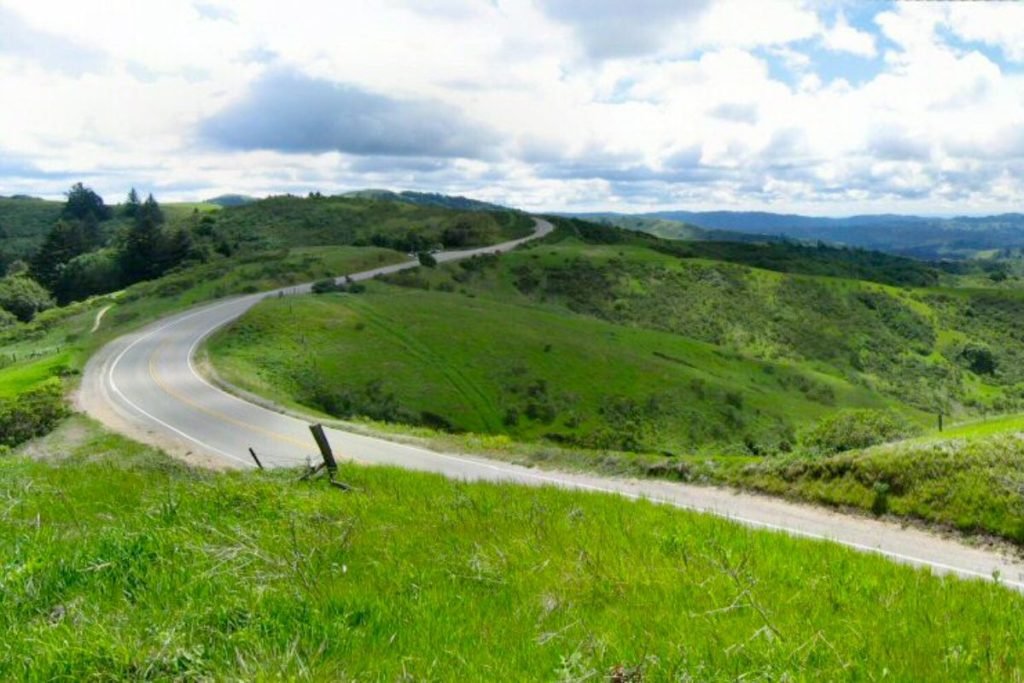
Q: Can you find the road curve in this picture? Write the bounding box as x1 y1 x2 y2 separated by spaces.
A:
78 217 1024 590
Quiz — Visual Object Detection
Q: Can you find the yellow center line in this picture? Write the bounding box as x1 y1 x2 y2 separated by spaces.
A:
148 339 311 450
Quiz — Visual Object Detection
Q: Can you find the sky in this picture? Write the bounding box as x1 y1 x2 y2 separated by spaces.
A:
1 0 1023 215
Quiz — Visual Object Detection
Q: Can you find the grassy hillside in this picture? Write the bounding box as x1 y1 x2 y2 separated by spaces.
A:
344 189 509 212
3 418 1023 680
210 224 1024 449
204 218 1024 543
518 222 1023 414
0 197 63 261
209 286 899 455
575 213 776 243
552 216 942 288
711 430 1024 542
0 192 530 407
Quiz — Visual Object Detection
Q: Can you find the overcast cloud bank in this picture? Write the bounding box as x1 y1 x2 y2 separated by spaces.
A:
0 0 1022 214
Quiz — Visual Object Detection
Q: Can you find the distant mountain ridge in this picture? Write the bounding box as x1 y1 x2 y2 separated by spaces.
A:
343 189 510 212
571 210 1024 259
204 194 257 207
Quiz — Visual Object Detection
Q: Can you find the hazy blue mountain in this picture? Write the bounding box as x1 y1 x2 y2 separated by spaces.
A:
571 210 1024 259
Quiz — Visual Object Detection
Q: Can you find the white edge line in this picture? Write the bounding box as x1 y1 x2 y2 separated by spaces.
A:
106 297 259 468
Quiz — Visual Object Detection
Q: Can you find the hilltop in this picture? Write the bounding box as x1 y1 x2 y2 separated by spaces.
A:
343 189 511 212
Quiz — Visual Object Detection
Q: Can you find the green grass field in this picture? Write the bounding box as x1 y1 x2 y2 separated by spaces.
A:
3 417 1024 681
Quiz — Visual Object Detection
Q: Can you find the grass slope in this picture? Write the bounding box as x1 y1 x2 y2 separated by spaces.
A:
470 234 1024 415
209 284 899 455
210 231 1024 455
204 226 1024 544
3 417 1024 680
710 430 1024 542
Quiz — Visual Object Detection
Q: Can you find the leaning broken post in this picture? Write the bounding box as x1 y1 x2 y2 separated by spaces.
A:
303 423 352 490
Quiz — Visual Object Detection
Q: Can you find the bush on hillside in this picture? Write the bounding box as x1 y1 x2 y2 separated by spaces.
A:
0 274 54 322
800 409 918 455
0 307 16 329
54 248 124 304
311 278 343 294
299 374 417 425
958 341 998 376
0 380 68 448
311 279 366 295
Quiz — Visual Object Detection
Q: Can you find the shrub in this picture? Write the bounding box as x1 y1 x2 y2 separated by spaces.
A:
0 308 16 329
957 341 997 376
0 380 68 448
54 249 124 304
0 275 54 322
800 409 918 455
311 278 342 294
417 251 437 268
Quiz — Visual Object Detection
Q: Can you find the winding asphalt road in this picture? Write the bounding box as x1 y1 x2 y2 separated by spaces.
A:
78 217 1024 590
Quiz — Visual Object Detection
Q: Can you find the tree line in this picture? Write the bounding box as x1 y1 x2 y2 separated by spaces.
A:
0 183 198 325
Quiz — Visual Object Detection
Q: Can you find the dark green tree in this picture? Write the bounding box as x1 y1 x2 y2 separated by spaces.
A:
119 194 163 282
29 220 91 290
139 193 165 227
123 187 141 218
62 182 112 222
155 226 195 274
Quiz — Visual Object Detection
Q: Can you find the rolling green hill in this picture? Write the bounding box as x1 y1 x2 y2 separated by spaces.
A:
210 219 1024 455
0 246 407 401
343 189 509 212
0 191 525 278
205 216 1024 543
203 194 532 253
572 213 776 243
209 286 899 456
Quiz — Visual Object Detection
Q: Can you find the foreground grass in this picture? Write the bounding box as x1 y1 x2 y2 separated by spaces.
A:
3 418 1024 680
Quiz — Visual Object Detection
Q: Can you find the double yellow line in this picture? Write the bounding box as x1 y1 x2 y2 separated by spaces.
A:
147 340 311 450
